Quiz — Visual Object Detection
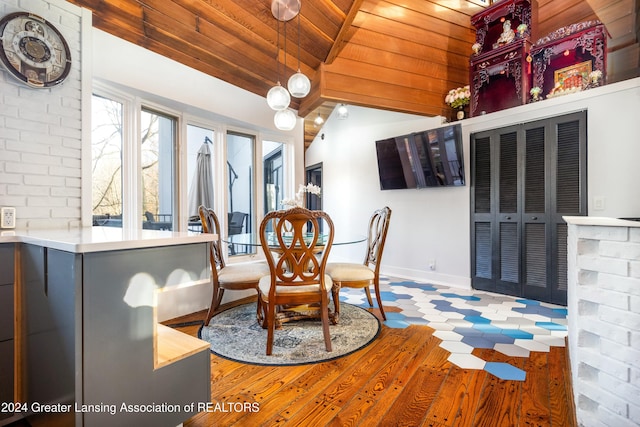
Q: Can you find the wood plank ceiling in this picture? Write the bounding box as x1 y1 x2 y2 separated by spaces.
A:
66 0 638 148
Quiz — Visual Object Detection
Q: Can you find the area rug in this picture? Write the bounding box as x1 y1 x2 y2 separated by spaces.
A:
198 303 380 366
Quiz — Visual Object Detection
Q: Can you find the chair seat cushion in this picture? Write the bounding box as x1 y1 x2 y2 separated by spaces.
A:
325 263 375 282
219 262 270 283
258 275 333 301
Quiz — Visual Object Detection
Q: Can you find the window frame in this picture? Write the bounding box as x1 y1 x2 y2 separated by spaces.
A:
90 83 295 240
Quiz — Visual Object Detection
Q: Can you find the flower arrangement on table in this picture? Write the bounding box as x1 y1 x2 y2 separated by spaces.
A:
281 183 321 209
445 85 471 110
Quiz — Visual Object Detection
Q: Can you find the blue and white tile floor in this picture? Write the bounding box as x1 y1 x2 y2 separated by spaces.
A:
338 277 568 381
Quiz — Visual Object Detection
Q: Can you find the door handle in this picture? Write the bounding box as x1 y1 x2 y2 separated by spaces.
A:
531 216 538 220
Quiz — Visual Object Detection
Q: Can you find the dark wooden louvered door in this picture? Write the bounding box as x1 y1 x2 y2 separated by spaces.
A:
521 123 550 302
496 129 521 296
471 134 494 292
471 112 586 305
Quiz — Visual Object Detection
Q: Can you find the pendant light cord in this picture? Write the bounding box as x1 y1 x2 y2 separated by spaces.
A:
297 13 301 71
276 7 280 84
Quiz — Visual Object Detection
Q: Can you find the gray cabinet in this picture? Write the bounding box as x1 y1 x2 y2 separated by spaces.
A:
0 244 14 421
19 242 210 427
21 245 78 424
470 111 587 305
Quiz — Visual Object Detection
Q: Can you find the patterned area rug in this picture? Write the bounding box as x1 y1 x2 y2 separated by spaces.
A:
198 303 380 365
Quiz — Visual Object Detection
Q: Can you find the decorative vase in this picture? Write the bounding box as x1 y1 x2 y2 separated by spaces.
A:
456 109 465 120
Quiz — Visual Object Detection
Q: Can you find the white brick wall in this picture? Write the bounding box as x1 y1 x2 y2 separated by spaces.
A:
0 0 83 229
568 222 640 427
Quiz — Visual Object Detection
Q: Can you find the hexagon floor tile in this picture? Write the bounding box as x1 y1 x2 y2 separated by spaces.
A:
338 277 568 381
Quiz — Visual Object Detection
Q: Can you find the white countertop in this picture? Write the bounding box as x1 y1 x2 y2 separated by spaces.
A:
563 216 640 227
0 226 216 253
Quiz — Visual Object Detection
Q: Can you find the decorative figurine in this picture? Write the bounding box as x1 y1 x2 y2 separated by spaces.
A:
494 19 515 48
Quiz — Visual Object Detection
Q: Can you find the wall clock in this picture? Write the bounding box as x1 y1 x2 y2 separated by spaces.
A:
0 12 72 88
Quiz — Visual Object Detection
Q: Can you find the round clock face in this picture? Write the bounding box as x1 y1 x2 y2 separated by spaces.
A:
0 12 72 88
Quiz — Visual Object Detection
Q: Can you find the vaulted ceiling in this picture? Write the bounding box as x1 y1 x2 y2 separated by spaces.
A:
67 0 638 147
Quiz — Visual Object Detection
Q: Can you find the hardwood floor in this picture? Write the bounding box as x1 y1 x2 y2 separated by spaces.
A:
167 304 576 427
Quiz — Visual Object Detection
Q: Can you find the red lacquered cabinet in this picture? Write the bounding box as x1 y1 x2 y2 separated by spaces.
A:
469 0 537 117
531 21 607 99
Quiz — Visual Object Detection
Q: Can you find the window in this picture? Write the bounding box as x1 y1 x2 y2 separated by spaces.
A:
91 95 123 227
263 141 284 214
186 125 216 223
226 131 255 255
141 108 176 230
91 89 291 242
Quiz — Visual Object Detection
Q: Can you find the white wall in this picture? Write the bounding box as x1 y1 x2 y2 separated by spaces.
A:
0 0 87 229
306 78 640 289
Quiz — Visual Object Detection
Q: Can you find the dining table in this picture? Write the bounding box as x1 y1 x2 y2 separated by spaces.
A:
222 231 366 248
221 231 367 326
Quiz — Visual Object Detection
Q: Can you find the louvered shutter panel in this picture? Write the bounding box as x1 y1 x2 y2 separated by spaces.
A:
474 137 491 214
499 132 518 213
556 120 581 212
475 222 492 279
525 223 547 287
500 223 519 282
556 223 568 292
525 127 545 213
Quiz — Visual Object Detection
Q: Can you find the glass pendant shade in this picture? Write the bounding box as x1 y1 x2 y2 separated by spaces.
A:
266 83 290 111
337 104 349 119
287 70 311 98
274 108 297 131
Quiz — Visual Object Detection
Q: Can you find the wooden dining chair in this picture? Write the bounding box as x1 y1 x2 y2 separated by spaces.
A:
199 205 270 325
257 207 335 355
326 206 392 321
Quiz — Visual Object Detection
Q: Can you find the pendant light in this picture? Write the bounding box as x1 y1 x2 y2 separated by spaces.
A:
266 84 290 111
287 12 310 98
337 104 349 119
266 2 290 111
274 108 297 131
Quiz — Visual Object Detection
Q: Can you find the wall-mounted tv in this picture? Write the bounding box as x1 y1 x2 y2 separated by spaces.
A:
375 123 465 190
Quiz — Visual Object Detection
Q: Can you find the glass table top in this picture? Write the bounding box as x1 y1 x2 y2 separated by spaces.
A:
222 232 366 247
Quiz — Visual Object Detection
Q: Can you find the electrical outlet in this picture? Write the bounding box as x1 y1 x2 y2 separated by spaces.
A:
1 207 16 229
428 259 436 271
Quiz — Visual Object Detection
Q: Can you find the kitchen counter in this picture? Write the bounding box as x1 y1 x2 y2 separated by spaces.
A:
0 226 215 253
1 227 215 427
563 216 640 227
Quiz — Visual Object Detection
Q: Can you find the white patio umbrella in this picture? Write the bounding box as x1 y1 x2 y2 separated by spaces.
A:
188 138 214 220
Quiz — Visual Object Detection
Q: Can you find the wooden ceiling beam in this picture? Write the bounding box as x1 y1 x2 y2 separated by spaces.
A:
325 0 365 63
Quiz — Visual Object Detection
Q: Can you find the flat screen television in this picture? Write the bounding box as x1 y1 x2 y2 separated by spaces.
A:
375 123 464 190
374 135 417 190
